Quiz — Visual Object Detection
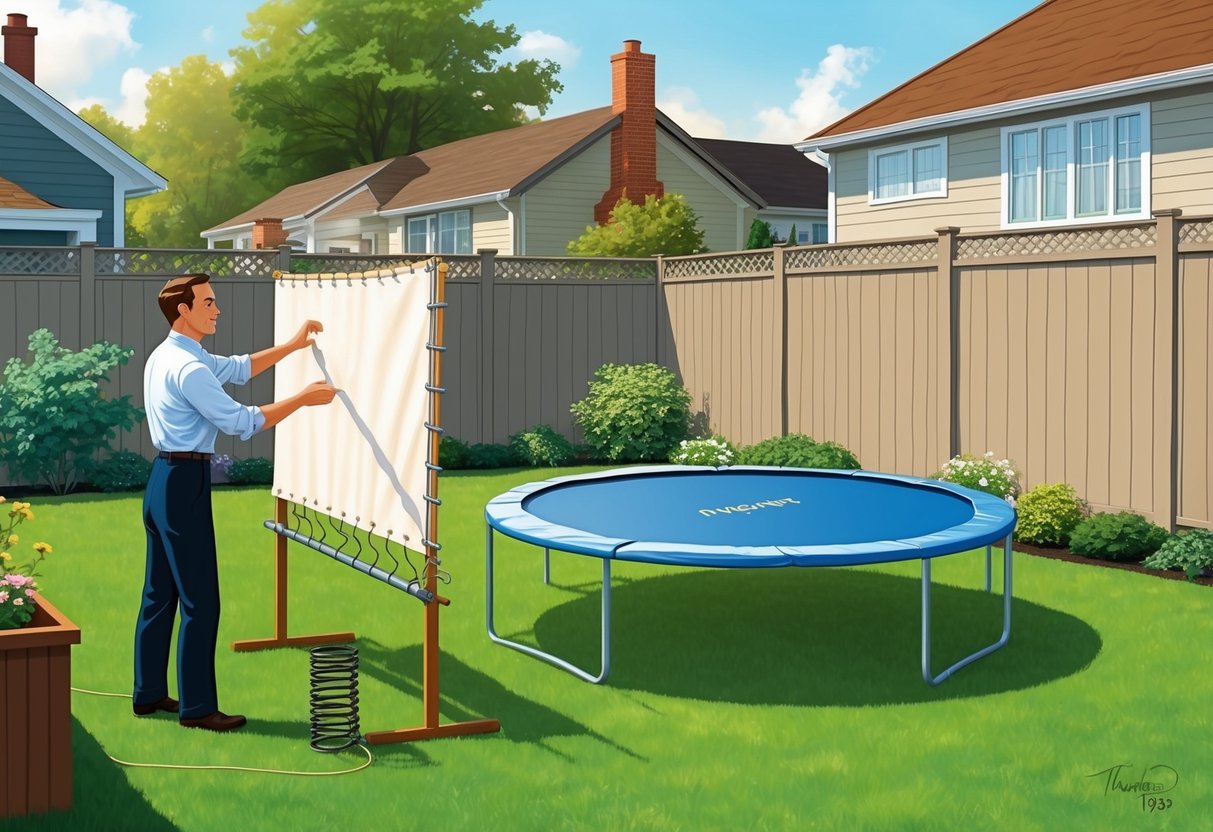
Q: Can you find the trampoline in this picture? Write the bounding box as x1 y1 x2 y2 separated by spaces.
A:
485 465 1017 685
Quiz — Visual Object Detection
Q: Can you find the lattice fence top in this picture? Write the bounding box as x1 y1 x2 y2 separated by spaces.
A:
956 224 1156 260
0 247 80 275
442 256 481 280
287 254 420 276
663 251 774 279
785 241 936 271
1179 219 1213 245
97 249 279 277
494 256 656 280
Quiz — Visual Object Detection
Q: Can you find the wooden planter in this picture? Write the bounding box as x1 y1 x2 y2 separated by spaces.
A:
0 592 81 819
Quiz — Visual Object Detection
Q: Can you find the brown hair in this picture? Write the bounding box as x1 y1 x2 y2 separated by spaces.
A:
158 274 211 324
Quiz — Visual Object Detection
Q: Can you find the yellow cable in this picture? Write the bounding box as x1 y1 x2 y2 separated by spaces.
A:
71 687 373 776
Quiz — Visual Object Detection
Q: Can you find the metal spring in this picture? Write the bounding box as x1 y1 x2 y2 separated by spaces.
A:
308 645 361 753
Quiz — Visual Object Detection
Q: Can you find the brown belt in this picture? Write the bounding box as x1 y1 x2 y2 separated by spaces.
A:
158 451 212 461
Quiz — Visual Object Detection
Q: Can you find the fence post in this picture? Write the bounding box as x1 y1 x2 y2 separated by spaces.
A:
935 226 960 460
773 243 788 438
277 244 292 274
478 249 497 444
1153 208 1182 532
78 242 96 349
654 255 666 368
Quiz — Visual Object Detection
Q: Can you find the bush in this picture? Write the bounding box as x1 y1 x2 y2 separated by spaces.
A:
91 450 152 492
1142 529 1213 581
510 425 574 467
465 443 520 469
1068 511 1169 562
1014 482 1089 546
571 363 692 462
736 433 861 469
439 436 471 470
932 452 1021 501
670 436 738 466
567 193 706 257
0 329 143 494
228 457 274 485
744 219 773 249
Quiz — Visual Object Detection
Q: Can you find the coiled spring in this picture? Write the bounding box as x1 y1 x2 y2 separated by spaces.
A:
308 645 361 752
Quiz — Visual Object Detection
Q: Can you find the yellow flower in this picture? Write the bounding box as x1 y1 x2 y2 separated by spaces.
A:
0 495 6 503
32 542 51 555
7 535 17 546
0 552 10 562
19 508 32 521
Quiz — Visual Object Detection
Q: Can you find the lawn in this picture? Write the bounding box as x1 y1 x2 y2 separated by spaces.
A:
6 466 1211 831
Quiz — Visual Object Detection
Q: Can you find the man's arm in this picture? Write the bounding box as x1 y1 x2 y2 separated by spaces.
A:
259 381 340 432
250 320 323 378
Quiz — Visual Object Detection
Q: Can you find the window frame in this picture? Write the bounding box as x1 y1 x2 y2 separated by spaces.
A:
405 209 472 254
999 103 1150 229
867 137 949 205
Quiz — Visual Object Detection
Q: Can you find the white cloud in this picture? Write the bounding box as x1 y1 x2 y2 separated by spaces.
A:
755 44 873 143
19 0 138 100
512 30 580 68
201 25 215 44
113 66 152 126
658 87 727 139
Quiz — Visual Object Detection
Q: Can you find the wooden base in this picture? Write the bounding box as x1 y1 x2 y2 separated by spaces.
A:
363 718 501 745
231 632 355 652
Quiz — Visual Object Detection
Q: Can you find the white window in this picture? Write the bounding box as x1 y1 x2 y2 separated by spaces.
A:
406 209 472 254
811 223 828 244
1001 104 1149 228
868 138 948 204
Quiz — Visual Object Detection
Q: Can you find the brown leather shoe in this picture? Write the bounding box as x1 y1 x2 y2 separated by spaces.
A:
133 696 179 716
180 711 247 732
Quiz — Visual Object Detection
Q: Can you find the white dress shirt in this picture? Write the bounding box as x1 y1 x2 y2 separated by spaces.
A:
143 331 265 452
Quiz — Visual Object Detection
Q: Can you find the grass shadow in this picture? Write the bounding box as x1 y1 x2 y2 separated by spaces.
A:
530 567 1102 706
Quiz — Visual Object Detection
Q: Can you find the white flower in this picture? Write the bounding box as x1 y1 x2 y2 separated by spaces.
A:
979 477 989 487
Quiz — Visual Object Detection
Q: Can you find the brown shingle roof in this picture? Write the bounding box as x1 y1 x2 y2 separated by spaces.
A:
0 175 58 209
811 0 1213 140
694 139 826 209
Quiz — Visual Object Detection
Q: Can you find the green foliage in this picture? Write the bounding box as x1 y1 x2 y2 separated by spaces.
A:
571 363 692 462
232 0 562 188
1068 511 1169 562
736 434 861 469
669 436 737 466
1142 529 1213 581
91 450 152 493
439 436 471 470
744 218 773 249
509 425 574 467
1013 482 1090 546
465 443 521 469
788 224 799 246
931 452 1021 500
567 194 706 257
228 457 274 485
0 330 143 494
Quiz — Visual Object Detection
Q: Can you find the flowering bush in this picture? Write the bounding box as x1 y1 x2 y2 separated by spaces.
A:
210 453 234 484
932 452 1021 503
0 496 54 630
669 436 737 466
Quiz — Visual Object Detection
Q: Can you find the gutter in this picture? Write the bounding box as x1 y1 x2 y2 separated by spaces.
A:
494 191 514 255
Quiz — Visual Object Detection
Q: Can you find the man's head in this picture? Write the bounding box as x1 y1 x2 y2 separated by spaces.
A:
158 273 219 338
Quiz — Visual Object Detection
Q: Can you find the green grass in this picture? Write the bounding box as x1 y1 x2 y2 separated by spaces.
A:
7 466 1212 831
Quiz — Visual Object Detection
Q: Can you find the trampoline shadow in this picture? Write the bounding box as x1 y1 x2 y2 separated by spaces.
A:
530 567 1102 706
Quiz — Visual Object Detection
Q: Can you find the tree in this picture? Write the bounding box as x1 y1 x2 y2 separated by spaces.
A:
744 218 772 249
231 0 563 187
567 194 706 257
788 223 799 246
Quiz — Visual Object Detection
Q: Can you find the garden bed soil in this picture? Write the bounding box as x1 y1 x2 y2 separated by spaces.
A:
1013 541 1213 587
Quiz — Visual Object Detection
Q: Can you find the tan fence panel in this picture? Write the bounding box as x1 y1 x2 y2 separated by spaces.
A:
1178 251 1212 528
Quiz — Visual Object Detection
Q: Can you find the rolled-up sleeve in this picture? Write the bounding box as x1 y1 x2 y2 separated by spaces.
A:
178 363 264 441
209 353 253 386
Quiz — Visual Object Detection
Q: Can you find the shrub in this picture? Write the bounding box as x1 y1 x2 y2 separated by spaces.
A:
91 450 152 492
932 452 1021 501
1013 482 1089 546
510 425 574 467
744 218 773 249
669 436 738 466
210 453 235 484
228 457 274 485
1068 511 1169 562
571 363 692 462
465 443 520 469
567 193 706 257
0 329 143 494
736 433 861 469
439 436 471 470
1142 529 1213 581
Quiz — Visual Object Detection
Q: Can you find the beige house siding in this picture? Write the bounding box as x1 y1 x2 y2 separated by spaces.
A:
656 135 746 252
472 200 513 253
523 135 611 255
1153 85 1213 215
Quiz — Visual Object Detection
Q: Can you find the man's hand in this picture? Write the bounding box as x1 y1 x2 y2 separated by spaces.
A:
299 381 339 406
259 381 339 431
289 320 324 352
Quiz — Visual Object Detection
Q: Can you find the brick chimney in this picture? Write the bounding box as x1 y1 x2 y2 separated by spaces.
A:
2 13 37 84
594 39 663 224
252 218 288 249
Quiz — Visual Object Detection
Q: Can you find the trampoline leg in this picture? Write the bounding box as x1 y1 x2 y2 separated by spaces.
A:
543 548 550 585
921 535 1012 686
486 523 611 684
985 544 992 593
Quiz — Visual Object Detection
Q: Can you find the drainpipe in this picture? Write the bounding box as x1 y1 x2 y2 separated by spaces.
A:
495 191 515 255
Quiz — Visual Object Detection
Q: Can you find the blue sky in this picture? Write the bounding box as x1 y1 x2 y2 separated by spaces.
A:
21 0 1040 141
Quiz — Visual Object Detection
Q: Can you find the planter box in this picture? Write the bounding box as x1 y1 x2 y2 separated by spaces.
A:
0 592 81 819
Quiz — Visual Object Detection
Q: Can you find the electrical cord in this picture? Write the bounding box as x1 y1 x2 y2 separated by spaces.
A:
70 687 374 776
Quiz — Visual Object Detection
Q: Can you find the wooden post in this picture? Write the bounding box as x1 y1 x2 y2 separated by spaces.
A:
773 243 788 438
78 242 95 349
1153 209 1182 532
479 249 497 444
935 226 961 460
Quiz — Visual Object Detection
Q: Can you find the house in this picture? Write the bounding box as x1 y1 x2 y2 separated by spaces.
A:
798 0 1213 244
203 41 825 255
0 13 165 246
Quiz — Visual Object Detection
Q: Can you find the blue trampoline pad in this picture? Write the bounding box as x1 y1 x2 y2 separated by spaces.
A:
485 465 1017 567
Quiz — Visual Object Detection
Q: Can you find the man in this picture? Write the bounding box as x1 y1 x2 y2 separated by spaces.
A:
134 273 338 732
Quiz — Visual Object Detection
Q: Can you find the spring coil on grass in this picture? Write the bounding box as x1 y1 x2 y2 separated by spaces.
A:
308 645 361 752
